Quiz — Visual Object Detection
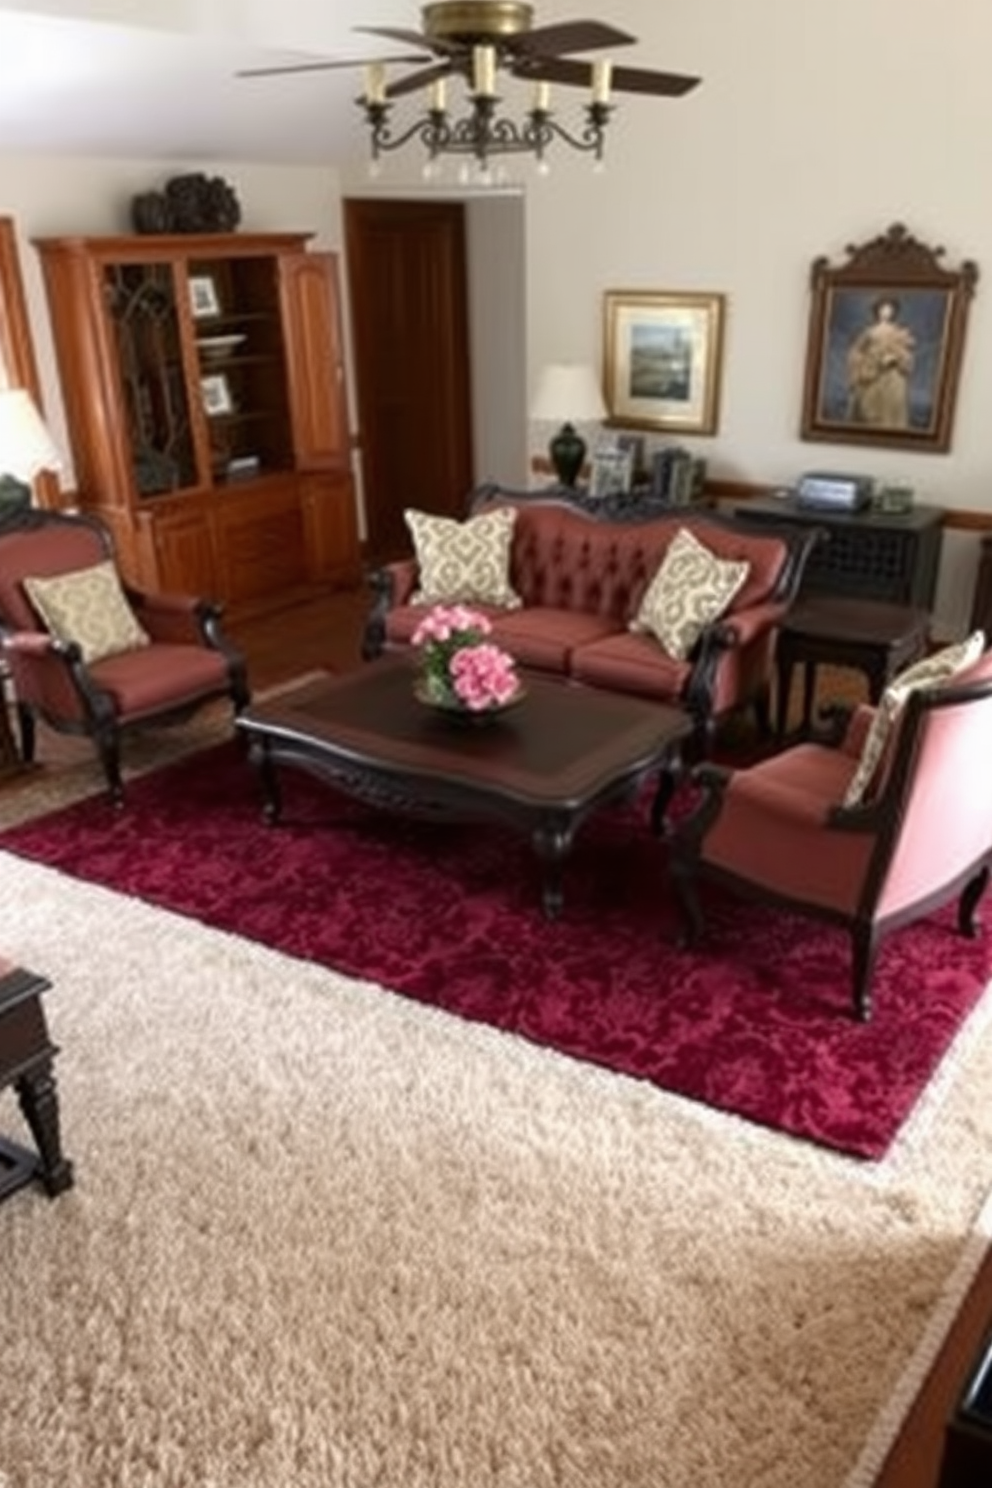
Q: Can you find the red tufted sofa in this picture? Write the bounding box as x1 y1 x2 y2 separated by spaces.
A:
362 486 820 752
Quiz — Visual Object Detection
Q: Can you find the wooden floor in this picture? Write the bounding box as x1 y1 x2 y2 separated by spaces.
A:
9 580 992 1484
224 583 371 692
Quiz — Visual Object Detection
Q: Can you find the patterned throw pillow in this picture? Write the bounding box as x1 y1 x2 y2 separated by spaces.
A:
23 560 151 665
843 630 986 807
406 506 522 609
630 527 751 662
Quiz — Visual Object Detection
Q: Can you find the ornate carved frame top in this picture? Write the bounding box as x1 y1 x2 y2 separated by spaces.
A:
800 222 979 454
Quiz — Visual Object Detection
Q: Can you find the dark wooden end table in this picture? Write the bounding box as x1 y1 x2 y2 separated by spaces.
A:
776 595 930 741
0 960 73 1203
237 659 693 920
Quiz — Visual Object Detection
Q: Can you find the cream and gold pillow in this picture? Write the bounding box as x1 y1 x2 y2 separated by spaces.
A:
630 527 750 662
406 506 522 609
843 630 986 807
23 560 151 665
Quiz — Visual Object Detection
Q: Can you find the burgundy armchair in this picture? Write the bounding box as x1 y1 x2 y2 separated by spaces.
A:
0 508 249 804
669 649 992 1020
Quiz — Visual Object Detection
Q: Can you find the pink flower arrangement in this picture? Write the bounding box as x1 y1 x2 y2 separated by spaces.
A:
411 603 520 712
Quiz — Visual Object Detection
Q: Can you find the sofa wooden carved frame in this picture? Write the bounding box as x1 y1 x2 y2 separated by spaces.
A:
363 484 822 760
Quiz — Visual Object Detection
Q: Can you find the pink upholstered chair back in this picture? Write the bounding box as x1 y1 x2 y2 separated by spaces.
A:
875 651 992 918
0 515 115 721
0 516 109 633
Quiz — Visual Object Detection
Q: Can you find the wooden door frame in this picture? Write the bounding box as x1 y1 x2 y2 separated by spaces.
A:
0 218 60 508
344 197 475 562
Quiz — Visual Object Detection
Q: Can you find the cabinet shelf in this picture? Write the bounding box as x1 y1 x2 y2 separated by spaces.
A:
35 230 361 610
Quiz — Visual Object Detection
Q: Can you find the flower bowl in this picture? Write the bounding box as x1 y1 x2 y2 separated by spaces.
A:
414 677 526 723
410 603 522 719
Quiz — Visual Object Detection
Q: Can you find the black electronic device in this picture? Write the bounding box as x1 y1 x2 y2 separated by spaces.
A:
795 471 875 512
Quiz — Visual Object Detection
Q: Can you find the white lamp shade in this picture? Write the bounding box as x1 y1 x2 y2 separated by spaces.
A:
0 388 63 481
530 363 606 424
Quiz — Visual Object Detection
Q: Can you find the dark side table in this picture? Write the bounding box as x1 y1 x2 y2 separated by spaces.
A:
776 596 930 741
0 960 73 1202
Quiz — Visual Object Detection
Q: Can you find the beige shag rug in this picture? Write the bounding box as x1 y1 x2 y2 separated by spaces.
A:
2 848 992 1488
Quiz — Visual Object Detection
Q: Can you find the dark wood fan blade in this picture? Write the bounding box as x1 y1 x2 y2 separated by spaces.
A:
354 24 456 55
512 57 700 96
509 20 636 57
385 61 459 99
238 53 427 79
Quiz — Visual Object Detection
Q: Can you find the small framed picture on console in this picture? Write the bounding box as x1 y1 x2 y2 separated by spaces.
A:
590 445 634 500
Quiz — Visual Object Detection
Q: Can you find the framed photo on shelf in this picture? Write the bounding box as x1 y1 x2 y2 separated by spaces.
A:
603 290 726 435
201 372 234 417
188 274 221 319
800 222 978 453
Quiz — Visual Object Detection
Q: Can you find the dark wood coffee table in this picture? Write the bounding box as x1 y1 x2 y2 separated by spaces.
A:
236 658 693 919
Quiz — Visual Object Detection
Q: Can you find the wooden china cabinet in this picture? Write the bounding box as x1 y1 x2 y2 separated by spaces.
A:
33 231 360 611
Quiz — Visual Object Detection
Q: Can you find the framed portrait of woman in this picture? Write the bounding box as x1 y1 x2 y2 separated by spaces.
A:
800 223 978 453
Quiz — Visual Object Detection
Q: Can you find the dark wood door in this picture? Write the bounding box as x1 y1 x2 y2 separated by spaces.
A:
344 200 474 564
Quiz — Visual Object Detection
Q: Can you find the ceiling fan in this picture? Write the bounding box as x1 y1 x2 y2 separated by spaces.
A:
238 1 701 101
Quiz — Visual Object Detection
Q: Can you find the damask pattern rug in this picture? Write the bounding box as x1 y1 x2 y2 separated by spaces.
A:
3 739 989 1159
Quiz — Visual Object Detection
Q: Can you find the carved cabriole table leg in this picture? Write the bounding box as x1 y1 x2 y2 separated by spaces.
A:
0 962 73 1201
248 735 282 824
531 815 574 921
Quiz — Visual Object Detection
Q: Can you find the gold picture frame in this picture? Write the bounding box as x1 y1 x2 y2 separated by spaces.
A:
800 222 979 453
603 290 726 435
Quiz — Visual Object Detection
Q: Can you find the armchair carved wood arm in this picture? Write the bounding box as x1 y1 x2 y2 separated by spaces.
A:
669 654 992 1020
0 508 249 805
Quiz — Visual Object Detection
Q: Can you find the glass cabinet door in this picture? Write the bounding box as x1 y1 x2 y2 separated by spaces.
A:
102 260 200 497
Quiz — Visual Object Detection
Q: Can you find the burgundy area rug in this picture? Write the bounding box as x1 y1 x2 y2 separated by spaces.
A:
3 741 990 1159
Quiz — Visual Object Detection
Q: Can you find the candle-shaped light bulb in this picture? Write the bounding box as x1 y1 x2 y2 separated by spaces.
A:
364 62 386 104
591 59 612 105
472 43 496 97
429 77 447 112
534 81 551 111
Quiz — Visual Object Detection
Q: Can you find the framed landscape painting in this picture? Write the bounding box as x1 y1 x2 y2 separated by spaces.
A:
603 290 726 435
800 223 978 453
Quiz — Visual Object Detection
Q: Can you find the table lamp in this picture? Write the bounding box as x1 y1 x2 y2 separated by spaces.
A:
530 363 606 488
0 387 62 513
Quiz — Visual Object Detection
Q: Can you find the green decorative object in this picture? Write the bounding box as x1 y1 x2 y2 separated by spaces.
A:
530 363 606 491
548 422 587 488
0 475 31 523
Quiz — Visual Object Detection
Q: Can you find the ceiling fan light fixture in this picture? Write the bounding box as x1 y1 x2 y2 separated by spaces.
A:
422 1 535 43
348 2 699 177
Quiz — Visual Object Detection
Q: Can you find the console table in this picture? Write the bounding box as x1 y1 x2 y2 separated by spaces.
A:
475 480 705 524
734 496 945 608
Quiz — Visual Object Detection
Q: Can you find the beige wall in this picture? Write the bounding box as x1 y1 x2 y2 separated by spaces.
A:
522 1 992 498
5 0 992 630
340 0 992 633
524 0 992 634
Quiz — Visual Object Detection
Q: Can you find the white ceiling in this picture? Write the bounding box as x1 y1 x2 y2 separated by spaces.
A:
0 1 434 165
